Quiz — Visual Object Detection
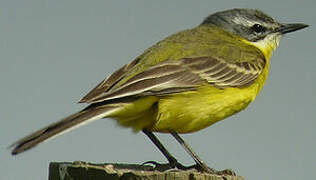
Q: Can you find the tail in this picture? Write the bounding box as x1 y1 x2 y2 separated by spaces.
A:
10 104 119 155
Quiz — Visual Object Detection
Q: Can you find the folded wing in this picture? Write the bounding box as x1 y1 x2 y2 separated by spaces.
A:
80 56 265 104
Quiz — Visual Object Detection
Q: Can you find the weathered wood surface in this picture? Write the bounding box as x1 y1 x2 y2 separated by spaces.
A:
49 162 243 180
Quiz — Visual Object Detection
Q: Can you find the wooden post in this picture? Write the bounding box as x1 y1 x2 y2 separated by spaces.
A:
49 162 243 180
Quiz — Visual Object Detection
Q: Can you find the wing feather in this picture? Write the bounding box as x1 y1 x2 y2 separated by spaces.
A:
86 63 204 103
81 56 265 104
79 58 141 103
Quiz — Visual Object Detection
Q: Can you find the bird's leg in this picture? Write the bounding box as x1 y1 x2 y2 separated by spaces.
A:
142 129 191 171
169 131 215 173
170 131 235 175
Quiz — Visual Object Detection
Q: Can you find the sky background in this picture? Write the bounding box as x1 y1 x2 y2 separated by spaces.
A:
1 0 315 179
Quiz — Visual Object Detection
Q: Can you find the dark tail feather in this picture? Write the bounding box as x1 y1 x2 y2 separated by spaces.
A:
10 105 118 155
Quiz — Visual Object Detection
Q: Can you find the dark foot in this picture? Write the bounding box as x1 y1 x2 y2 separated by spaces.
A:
192 164 236 176
190 163 216 174
141 160 196 172
215 169 236 176
141 160 236 176
141 161 175 171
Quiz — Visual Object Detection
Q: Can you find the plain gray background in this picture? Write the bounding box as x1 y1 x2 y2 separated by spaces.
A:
1 0 315 179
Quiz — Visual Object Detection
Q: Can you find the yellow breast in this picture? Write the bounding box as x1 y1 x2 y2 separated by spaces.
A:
150 60 270 133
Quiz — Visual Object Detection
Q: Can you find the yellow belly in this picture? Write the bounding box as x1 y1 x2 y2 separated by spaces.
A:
151 84 257 133
112 61 269 133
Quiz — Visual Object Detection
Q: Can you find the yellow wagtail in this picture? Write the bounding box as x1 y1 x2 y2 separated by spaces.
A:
10 8 308 174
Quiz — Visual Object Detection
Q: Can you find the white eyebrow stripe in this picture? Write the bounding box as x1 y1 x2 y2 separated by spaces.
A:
231 16 273 28
232 17 256 26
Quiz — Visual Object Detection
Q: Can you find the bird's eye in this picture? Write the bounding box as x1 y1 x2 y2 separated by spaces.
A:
251 24 266 33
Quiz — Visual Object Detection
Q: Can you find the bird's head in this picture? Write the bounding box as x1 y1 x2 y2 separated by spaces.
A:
201 8 308 58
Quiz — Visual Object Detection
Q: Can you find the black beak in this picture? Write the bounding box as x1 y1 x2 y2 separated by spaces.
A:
278 23 309 34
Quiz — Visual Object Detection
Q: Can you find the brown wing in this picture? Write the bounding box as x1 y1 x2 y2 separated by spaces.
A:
181 57 265 87
79 56 265 104
79 58 141 103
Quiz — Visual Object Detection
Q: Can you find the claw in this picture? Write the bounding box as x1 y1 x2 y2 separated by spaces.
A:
192 164 216 174
140 160 197 172
191 164 236 176
140 160 177 171
141 160 160 167
141 160 236 176
215 169 236 176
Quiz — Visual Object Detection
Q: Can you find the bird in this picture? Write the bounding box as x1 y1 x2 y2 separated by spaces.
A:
10 8 308 174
